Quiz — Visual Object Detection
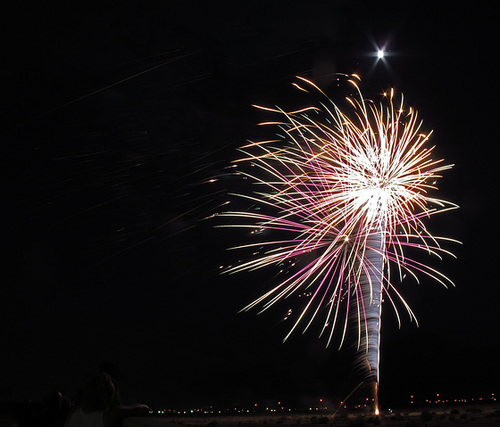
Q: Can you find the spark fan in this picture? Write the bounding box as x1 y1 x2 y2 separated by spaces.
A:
219 75 458 413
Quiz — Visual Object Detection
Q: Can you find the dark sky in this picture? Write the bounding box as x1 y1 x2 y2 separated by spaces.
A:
3 1 499 409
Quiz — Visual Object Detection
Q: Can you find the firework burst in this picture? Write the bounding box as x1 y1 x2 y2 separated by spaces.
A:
219 75 458 411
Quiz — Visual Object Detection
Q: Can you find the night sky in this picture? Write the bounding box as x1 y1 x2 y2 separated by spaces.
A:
3 1 499 410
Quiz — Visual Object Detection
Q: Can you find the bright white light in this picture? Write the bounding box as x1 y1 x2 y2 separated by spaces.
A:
377 50 385 59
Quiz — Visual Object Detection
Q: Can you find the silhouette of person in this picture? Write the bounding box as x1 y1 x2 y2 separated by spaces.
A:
64 372 149 427
99 361 122 406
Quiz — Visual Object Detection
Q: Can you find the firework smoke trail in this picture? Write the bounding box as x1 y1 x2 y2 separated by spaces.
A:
219 75 458 412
